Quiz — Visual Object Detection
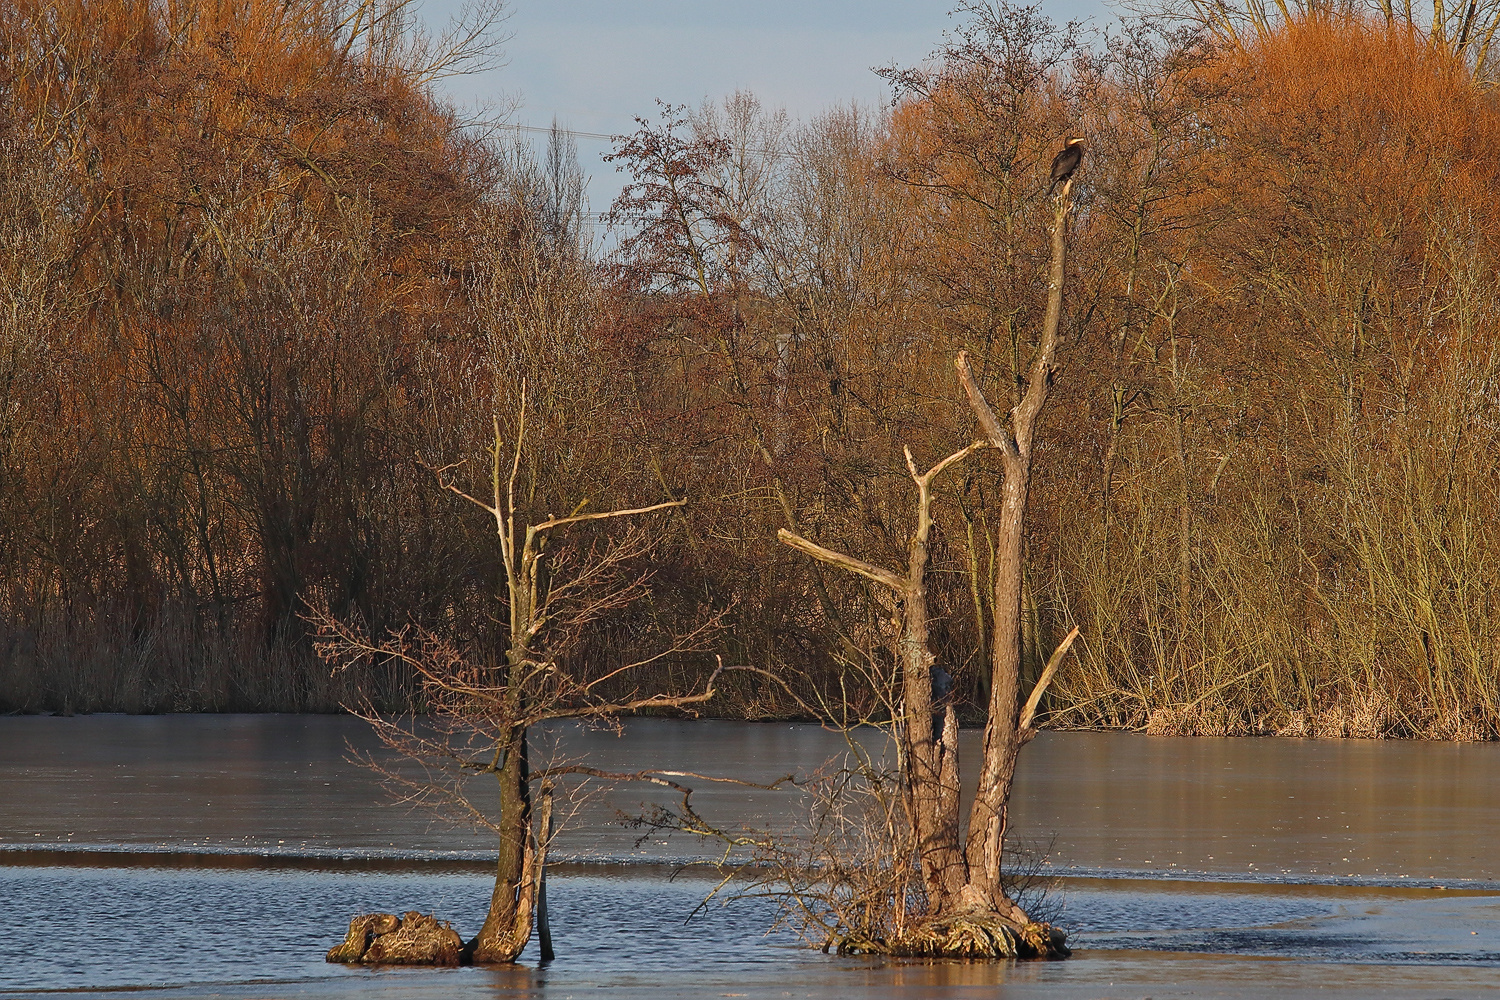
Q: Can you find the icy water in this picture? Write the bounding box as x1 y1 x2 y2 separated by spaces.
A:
2 716 1498 999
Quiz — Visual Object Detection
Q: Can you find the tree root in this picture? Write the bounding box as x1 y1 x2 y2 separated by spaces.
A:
326 911 465 966
835 912 1069 959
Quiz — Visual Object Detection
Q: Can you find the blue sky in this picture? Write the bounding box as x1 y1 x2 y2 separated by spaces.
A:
424 0 1115 217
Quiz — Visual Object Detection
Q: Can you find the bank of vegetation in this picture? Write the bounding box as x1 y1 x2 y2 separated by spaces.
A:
2 0 1497 739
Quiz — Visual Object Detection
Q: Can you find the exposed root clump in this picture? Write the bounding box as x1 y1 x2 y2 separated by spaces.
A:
326 911 465 966
835 913 1069 960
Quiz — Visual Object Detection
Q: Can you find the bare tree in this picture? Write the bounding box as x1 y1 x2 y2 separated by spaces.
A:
314 385 729 963
772 170 1082 957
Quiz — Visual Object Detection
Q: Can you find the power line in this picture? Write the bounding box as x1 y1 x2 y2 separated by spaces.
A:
490 120 812 231
491 120 798 162
493 122 620 143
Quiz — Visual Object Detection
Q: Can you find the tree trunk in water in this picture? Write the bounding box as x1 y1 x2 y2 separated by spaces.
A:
778 443 986 917
901 539 966 912
779 179 1076 952
469 734 551 963
953 179 1075 921
960 460 1030 918
536 779 556 962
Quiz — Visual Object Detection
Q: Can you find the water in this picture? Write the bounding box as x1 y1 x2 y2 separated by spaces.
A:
2 715 1498 998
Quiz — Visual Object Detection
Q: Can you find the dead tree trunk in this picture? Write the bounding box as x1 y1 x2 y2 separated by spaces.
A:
448 397 691 963
471 763 551 962
955 177 1077 916
779 442 986 914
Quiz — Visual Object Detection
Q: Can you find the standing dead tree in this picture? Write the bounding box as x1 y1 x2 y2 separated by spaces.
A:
773 170 1082 959
314 385 728 964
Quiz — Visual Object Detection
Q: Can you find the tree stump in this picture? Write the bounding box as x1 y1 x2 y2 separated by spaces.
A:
325 911 465 966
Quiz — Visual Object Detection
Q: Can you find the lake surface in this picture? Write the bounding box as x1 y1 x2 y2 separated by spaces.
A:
2 715 1498 998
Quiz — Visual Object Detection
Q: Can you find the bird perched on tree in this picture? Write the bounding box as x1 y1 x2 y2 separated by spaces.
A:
1047 136 1086 195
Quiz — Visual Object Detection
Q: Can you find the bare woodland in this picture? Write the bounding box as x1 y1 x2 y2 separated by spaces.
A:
4 0 1500 750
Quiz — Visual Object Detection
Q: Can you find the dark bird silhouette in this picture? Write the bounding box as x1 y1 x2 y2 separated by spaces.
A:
1047 136 1086 195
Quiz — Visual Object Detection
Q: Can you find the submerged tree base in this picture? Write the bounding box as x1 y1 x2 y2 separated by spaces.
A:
326 912 466 966
834 913 1069 960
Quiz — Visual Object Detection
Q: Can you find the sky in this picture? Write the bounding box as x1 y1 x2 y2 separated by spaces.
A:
422 0 1116 219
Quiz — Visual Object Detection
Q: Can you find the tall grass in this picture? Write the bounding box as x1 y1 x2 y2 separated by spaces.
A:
1045 315 1500 740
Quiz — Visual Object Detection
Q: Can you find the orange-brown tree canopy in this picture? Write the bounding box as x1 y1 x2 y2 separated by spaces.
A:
0 0 508 710
4 4 1500 739
0 0 487 298
1197 17 1500 392
1225 17 1500 242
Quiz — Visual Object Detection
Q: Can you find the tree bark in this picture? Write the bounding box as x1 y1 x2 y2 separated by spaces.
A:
900 445 975 911
960 457 1030 914
470 730 532 962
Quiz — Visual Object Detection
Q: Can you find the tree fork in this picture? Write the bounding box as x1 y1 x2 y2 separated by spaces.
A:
777 440 988 913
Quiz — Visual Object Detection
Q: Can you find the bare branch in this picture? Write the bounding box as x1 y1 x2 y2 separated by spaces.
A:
713 662 832 721
531 764 798 793
1018 626 1080 732
776 528 909 594
909 440 992 488
420 457 498 515
578 609 730 694
955 351 1019 460
538 656 728 723
533 498 688 533
504 381 525 538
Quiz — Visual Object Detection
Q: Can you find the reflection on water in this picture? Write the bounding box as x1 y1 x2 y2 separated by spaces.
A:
1058 878 1500 962
2 715 1498 997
